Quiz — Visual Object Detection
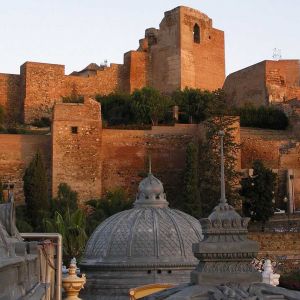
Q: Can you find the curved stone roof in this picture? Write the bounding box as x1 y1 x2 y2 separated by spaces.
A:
81 173 203 268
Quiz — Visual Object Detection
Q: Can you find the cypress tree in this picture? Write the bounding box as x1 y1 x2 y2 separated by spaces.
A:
23 151 49 229
240 160 276 228
182 142 202 218
199 116 240 216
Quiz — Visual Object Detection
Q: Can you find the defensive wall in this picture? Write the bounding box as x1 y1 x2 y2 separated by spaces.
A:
2 122 300 206
0 6 225 125
0 125 204 203
249 232 300 273
241 127 300 209
223 60 300 107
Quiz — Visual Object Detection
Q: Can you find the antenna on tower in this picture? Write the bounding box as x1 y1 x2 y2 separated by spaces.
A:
272 48 282 61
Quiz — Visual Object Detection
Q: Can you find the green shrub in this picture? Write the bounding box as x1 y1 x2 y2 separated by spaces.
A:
62 95 84 103
31 117 51 128
23 152 49 230
96 93 134 125
86 188 133 236
239 105 289 130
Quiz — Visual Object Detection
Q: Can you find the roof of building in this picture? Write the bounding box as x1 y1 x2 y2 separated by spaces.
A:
81 172 203 269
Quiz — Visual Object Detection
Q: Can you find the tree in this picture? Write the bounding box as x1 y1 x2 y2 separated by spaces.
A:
96 92 134 126
199 116 240 216
132 87 173 125
86 187 133 235
51 183 78 214
23 152 49 229
240 160 276 227
181 142 202 218
44 209 87 263
173 88 212 123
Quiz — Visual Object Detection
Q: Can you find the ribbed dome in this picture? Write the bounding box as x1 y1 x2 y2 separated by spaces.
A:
82 207 203 268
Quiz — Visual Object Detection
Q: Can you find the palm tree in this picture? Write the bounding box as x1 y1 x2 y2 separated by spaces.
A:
44 209 87 263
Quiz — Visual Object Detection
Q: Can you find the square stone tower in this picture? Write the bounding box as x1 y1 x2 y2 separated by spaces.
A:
145 6 225 93
52 97 102 202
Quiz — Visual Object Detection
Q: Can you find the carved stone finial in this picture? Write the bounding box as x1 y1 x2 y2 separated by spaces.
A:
62 258 86 300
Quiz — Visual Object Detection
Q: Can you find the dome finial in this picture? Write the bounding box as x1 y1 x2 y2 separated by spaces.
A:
219 130 227 204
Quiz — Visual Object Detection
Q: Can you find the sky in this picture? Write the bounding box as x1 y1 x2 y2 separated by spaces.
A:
0 0 299 76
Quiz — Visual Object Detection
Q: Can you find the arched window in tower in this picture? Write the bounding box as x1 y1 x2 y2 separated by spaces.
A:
193 23 200 43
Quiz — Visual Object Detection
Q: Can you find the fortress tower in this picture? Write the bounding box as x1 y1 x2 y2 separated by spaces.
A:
0 6 225 125
52 97 102 202
125 6 225 93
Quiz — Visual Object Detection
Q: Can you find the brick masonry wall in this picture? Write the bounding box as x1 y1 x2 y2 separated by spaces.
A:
240 127 290 169
0 73 22 124
249 232 300 273
1 6 225 124
101 124 205 203
223 61 267 107
180 7 225 91
21 62 124 124
266 60 300 103
223 60 300 107
0 134 51 201
52 98 102 203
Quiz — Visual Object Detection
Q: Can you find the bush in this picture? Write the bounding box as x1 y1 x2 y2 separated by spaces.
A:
240 160 276 225
51 183 78 213
62 95 84 103
31 117 51 128
280 271 300 291
86 188 133 236
96 93 134 125
23 152 49 229
239 105 289 130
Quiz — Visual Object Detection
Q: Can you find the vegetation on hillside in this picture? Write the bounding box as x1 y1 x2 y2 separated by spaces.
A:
198 116 240 216
23 151 49 229
179 142 202 218
86 188 133 236
236 104 289 130
240 160 276 227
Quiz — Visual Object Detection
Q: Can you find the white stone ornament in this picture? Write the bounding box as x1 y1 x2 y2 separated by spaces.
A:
262 259 280 286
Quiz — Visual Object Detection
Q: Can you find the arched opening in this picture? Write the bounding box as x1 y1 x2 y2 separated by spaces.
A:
193 23 200 43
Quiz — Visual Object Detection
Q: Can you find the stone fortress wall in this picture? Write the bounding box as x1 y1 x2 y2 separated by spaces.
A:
2 117 300 207
223 60 300 107
0 6 225 125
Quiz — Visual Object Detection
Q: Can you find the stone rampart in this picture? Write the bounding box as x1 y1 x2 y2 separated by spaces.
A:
249 232 300 273
0 134 51 201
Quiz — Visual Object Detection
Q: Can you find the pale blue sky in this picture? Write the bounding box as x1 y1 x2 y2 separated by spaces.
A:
0 0 299 75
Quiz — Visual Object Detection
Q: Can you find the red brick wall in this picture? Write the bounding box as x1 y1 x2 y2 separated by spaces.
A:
180 7 225 91
223 60 300 107
240 127 289 169
0 73 22 124
266 60 300 103
21 62 124 124
101 124 205 200
249 232 300 272
0 134 51 201
1 6 226 125
52 98 102 203
223 61 268 107
21 62 65 124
